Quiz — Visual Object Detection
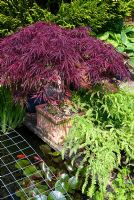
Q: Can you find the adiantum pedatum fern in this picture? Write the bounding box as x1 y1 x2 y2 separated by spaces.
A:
62 87 134 199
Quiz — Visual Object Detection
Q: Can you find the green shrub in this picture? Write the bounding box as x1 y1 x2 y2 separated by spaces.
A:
98 25 134 69
25 3 54 25
1 0 133 36
55 0 134 33
62 86 134 199
55 0 109 30
0 0 54 37
0 0 34 24
0 13 20 37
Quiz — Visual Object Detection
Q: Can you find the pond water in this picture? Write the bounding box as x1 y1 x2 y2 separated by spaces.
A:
0 126 88 200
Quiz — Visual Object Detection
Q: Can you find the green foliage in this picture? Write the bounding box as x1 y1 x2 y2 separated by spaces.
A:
0 86 25 133
0 0 34 25
98 25 134 68
0 0 54 37
15 157 78 199
88 87 134 129
55 173 79 194
25 3 54 25
103 0 134 32
48 191 66 200
0 0 133 36
55 0 134 33
62 87 134 199
0 13 20 37
108 167 134 200
55 0 110 31
15 159 30 169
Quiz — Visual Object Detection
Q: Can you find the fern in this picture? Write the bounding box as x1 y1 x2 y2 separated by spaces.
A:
63 87 134 198
73 85 134 129
108 167 134 200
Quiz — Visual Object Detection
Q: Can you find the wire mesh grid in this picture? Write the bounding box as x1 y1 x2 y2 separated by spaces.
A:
0 127 72 200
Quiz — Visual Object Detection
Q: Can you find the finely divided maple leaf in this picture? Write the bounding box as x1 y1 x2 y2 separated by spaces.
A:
0 22 130 103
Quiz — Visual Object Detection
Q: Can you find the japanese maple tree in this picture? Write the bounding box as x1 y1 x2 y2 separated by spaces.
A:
0 22 130 103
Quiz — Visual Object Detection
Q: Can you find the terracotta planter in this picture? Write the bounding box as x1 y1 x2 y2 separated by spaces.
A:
36 104 81 145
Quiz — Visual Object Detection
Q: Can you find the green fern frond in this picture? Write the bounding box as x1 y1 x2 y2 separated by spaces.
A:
63 88 134 198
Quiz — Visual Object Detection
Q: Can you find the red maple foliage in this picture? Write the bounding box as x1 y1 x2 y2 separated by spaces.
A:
0 22 130 103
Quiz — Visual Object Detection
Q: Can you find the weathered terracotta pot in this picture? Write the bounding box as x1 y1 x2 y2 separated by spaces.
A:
36 104 80 145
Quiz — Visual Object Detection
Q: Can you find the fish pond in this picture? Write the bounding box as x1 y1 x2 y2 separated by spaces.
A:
0 126 86 200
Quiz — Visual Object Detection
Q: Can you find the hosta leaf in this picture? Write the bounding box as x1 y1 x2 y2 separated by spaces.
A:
123 26 134 34
60 173 69 182
48 191 66 200
106 39 118 47
116 46 125 53
98 32 109 40
125 43 134 51
127 52 134 57
33 195 48 200
121 31 129 45
68 176 78 190
128 38 134 43
128 57 134 68
15 159 30 169
114 33 121 43
108 31 116 39
55 180 69 193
